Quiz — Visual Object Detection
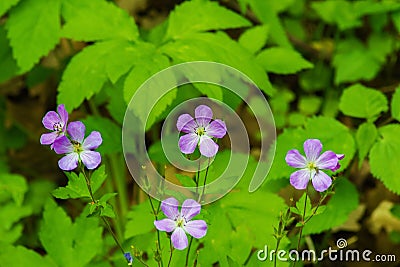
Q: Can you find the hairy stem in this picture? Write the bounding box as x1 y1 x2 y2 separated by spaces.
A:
293 190 308 267
185 237 194 267
168 238 174 267
199 157 211 203
148 195 163 267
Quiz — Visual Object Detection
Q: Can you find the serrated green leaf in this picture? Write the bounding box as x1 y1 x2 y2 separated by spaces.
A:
52 166 106 199
246 0 292 48
256 47 313 74
40 199 102 267
356 122 378 168
0 245 56 267
0 0 20 17
61 0 138 41
161 32 274 96
268 116 355 180
81 116 122 155
6 0 60 72
165 0 251 40
238 25 269 54
370 124 400 194
295 192 313 218
0 26 19 83
0 203 32 244
391 86 400 121
100 203 115 218
303 178 359 235
339 84 388 120
124 200 155 238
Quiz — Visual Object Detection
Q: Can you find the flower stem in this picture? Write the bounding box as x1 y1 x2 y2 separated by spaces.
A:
199 157 211 203
274 238 281 267
185 237 194 267
293 190 308 267
80 167 127 263
168 238 174 267
148 195 163 267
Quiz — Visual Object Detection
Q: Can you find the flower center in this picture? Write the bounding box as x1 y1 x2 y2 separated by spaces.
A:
307 162 318 171
53 122 63 132
176 217 186 228
195 126 206 136
71 140 83 153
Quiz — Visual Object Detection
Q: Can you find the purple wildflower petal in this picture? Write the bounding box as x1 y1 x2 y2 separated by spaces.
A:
154 218 176 232
42 111 60 130
53 136 74 154
195 105 213 127
82 131 102 150
58 153 79 171
290 169 311 190
315 151 338 170
205 119 226 138
199 136 218 158
184 220 207 238
57 104 68 127
336 154 345 160
285 149 307 168
303 139 322 162
80 150 101 169
161 197 180 220
171 227 188 250
67 121 85 143
331 163 341 172
181 199 201 221
177 114 197 133
179 133 199 154
312 171 332 192
124 252 133 265
40 132 59 145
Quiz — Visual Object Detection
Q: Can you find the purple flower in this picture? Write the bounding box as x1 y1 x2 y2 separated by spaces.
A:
177 105 226 158
285 139 344 192
53 121 102 171
154 197 207 250
40 104 68 148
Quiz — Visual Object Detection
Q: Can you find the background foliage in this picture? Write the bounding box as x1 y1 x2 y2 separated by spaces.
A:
1 0 400 266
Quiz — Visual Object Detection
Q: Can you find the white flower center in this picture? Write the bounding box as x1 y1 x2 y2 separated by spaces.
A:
71 140 83 153
307 162 318 172
53 122 63 132
176 216 186 228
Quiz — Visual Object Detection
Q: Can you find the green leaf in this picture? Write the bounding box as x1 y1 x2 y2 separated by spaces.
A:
268 116 355 180
333 38 382 84
52 166 106 199
0 246 56 267
391 86 400 122
370 124 400 194
124 200 155 238
39 199 103 267
339 84 388 120
161 32 274 96
356 122 378 168
61 0 138 41
81 116 122 155
175 174 196 187
0 26 19 83
0 0 20 17
298 96 322 115
0 203 32 244
246 0 292 48
256 47 313 74
0 173 28 206
238 25 269 54
5 0 60 72
58 40 150 111
165 0 251 40
303 178 359 235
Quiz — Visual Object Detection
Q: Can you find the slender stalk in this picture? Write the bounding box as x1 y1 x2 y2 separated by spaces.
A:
293 190 308 267
199 157 211 203
185 237 194 267
108 155 128 223
167 238 174 267
148 195 163 267
81 167 127 261
274 238 281 267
